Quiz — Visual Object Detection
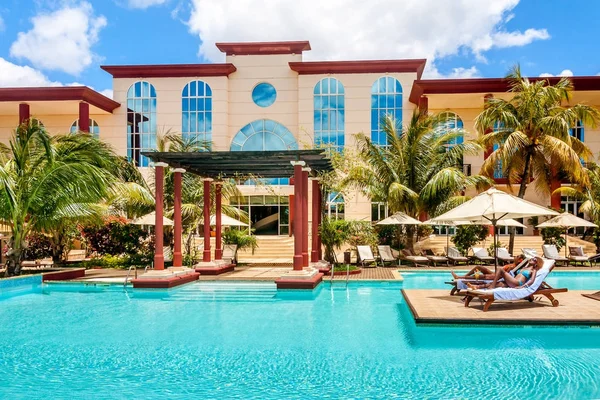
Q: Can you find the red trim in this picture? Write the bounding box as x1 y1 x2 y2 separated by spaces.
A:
19 103 30 124
194 264 235 275
203 179 212 263
132 272 200 288
290 59 426 79
409 76 600 104
42 268 85 281
101 64 237 78
216 41 311 55
154 165 165 270
418 96 428 115
0 87 120 113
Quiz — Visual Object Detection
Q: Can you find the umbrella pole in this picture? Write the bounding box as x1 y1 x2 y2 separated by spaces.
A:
494 221 498 272
565 227 568 258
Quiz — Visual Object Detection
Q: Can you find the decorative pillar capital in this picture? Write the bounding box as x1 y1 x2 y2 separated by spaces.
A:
290 160 306 167
173 168 186 173
203 177 214 182
302 167 311 173
154 162 168 168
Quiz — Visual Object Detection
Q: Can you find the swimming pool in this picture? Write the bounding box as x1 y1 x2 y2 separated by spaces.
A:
1 280 600 399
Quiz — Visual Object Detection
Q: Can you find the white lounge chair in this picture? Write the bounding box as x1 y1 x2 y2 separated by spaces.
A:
400 249 430 267
445 247 469 265
495 248 514 265
377 245 399 266
471 247 494 265
568 246 592 267
521 248 538 258
222 244 238 264
357 245 377 268
542 244 568 266
464 259 567 311
423 249 449 267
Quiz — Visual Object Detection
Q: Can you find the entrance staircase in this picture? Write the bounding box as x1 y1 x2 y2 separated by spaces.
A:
194 236 296 266
416 235 596 256
166 282 277 302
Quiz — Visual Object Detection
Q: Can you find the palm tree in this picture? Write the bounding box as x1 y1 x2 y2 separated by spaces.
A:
476 65 600 252
0 122 120 276
343 111 490 250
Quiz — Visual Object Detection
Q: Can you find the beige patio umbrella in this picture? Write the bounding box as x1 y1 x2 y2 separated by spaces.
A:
376 212 422 226
209 214 247 227
433 188 559 270
131 211 174 226
537 212 598 257
423 218 472 251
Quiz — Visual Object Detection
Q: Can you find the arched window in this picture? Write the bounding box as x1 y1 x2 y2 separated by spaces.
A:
231 119 298 185
435 112 463 149
570 120 584 142
127 81 157 167
182 80 212 148
371 76 402 147
326 192 345 220
70 119 100 137
314 78 345 152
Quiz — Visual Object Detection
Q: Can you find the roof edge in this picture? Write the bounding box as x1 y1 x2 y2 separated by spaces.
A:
216 41 311 56
289 59 427 78
0 86 120 113
101 63 237 78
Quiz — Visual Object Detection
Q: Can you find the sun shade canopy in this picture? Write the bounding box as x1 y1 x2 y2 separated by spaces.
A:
376 212 422 225
141 150 334 179
537 212 598 229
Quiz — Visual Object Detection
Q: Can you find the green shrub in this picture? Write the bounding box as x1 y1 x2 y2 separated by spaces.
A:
80 253 152 269
541 227 566 251
81 217 150 256
452 225 488 255
24 232 53 260
375 225 405 250
222 228 258 253
319 218 351 263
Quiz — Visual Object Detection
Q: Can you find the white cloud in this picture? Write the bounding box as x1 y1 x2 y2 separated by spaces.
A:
9 2 107 75
100 89 113 99
126 0 168 8
538 69 574 78
0 58 62 87
425 65 480 79
186 0 550 73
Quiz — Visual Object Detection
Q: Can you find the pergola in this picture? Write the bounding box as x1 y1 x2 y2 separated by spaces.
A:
142 150 334 271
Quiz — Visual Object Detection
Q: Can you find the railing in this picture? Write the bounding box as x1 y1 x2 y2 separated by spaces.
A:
123 266 137 288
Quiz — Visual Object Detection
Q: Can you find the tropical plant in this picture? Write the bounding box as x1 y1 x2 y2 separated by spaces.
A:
0 122 120 276
475 65 600 252
451 225 488 255
319 218 351 263
541 227 566 251
221 228 258 254
346 221 378 251
342 111 491 250
24 232 53 261
81 216 150 256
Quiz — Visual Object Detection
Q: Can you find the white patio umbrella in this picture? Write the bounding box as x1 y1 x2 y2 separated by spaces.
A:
423 218 472 251
131 211 174 226
537 212 598 256
433 188 559 270
209 214 247 227
376 212 422 226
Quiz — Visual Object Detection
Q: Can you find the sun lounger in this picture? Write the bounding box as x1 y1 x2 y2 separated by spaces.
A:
222 244 238 264
495 248 514 265
464 259 567 311
423 249 448 266
568 246 592 267
21 257 53 269
400 249 430 267
521 248 538 258
357 245 378 268
542 244 569 266
582 291 600 301
446 257 529 295
471 247 494 265
445 247 469 265
377 245 399 266
65 249 86 263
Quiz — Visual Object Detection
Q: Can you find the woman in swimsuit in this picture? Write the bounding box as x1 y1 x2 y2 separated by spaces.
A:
451 255 525 280
467 256 541 290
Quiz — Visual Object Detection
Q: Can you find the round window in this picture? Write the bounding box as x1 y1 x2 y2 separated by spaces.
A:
252 83 277 107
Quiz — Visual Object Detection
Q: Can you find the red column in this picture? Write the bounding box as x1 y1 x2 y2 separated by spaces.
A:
215 182 223 260
550 177 561 209
154 162 167 270
302 168 310 267
288 195 294 238
311 179 319 263
19 103 30 125
172 168 184 267
78 102 90 133
203 178 212 262
317 183 323 260
292 161 305 270
418 96 428 116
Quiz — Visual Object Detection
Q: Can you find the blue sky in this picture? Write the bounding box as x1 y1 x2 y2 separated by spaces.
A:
0 0 599 97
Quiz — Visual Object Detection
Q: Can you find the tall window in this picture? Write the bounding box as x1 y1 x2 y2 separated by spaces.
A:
70 119 100 138
371 202 389 222
182 80 212 148
314 78 345 152
435 112 463 149
570 120 584 142
326 192 345 220
127 81 157 167
371 77 402 147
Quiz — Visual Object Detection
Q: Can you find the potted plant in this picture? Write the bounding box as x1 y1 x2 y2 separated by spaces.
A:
528 216 540 236
319 218 351 264
222 228 258 254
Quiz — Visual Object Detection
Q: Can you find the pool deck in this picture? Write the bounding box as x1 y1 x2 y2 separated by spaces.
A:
403 289 600 326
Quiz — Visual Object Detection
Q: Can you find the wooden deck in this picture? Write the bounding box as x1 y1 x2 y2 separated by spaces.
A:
403 289 600 326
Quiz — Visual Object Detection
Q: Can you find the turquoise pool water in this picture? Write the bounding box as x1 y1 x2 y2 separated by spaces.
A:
1 279 600 399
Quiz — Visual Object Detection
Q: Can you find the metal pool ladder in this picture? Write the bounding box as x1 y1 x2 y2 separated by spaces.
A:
123 266 137 288
330 258 350 287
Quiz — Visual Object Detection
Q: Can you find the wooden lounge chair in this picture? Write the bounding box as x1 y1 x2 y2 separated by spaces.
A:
65 249 86 263
222 244 238 264
582 291 600 301
495 248 514 265
446 257 529 296
400 249 430 267
357 245 378 268
423 249 448 267
542 244 569 266
377 245 399 266
471 247 494 265
21 257 53 269
445 247 469 266
568 246 592 267
464 259 567 312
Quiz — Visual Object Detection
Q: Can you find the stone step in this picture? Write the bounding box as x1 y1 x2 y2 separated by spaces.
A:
166 282 278 302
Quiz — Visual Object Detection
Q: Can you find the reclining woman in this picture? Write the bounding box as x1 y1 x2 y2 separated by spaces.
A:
466 256 542 290
451 254 525 281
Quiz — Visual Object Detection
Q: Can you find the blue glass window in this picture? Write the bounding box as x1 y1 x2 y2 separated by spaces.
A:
371 77 402 147
435 112 463 150
252 83 277 107
127 81 157 166
230 119 298 185
326 192 345 220
182 80 212 149
314 78 345 152
70 118 100 138
569 120 584 142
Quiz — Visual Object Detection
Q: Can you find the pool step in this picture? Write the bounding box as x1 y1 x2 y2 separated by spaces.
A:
166 282 278 302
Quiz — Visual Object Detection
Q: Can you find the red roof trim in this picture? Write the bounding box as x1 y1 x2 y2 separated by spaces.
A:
0 86 120 113
409 76 600 104
101 64 237 78
216 41 311 55
289 59 427 79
